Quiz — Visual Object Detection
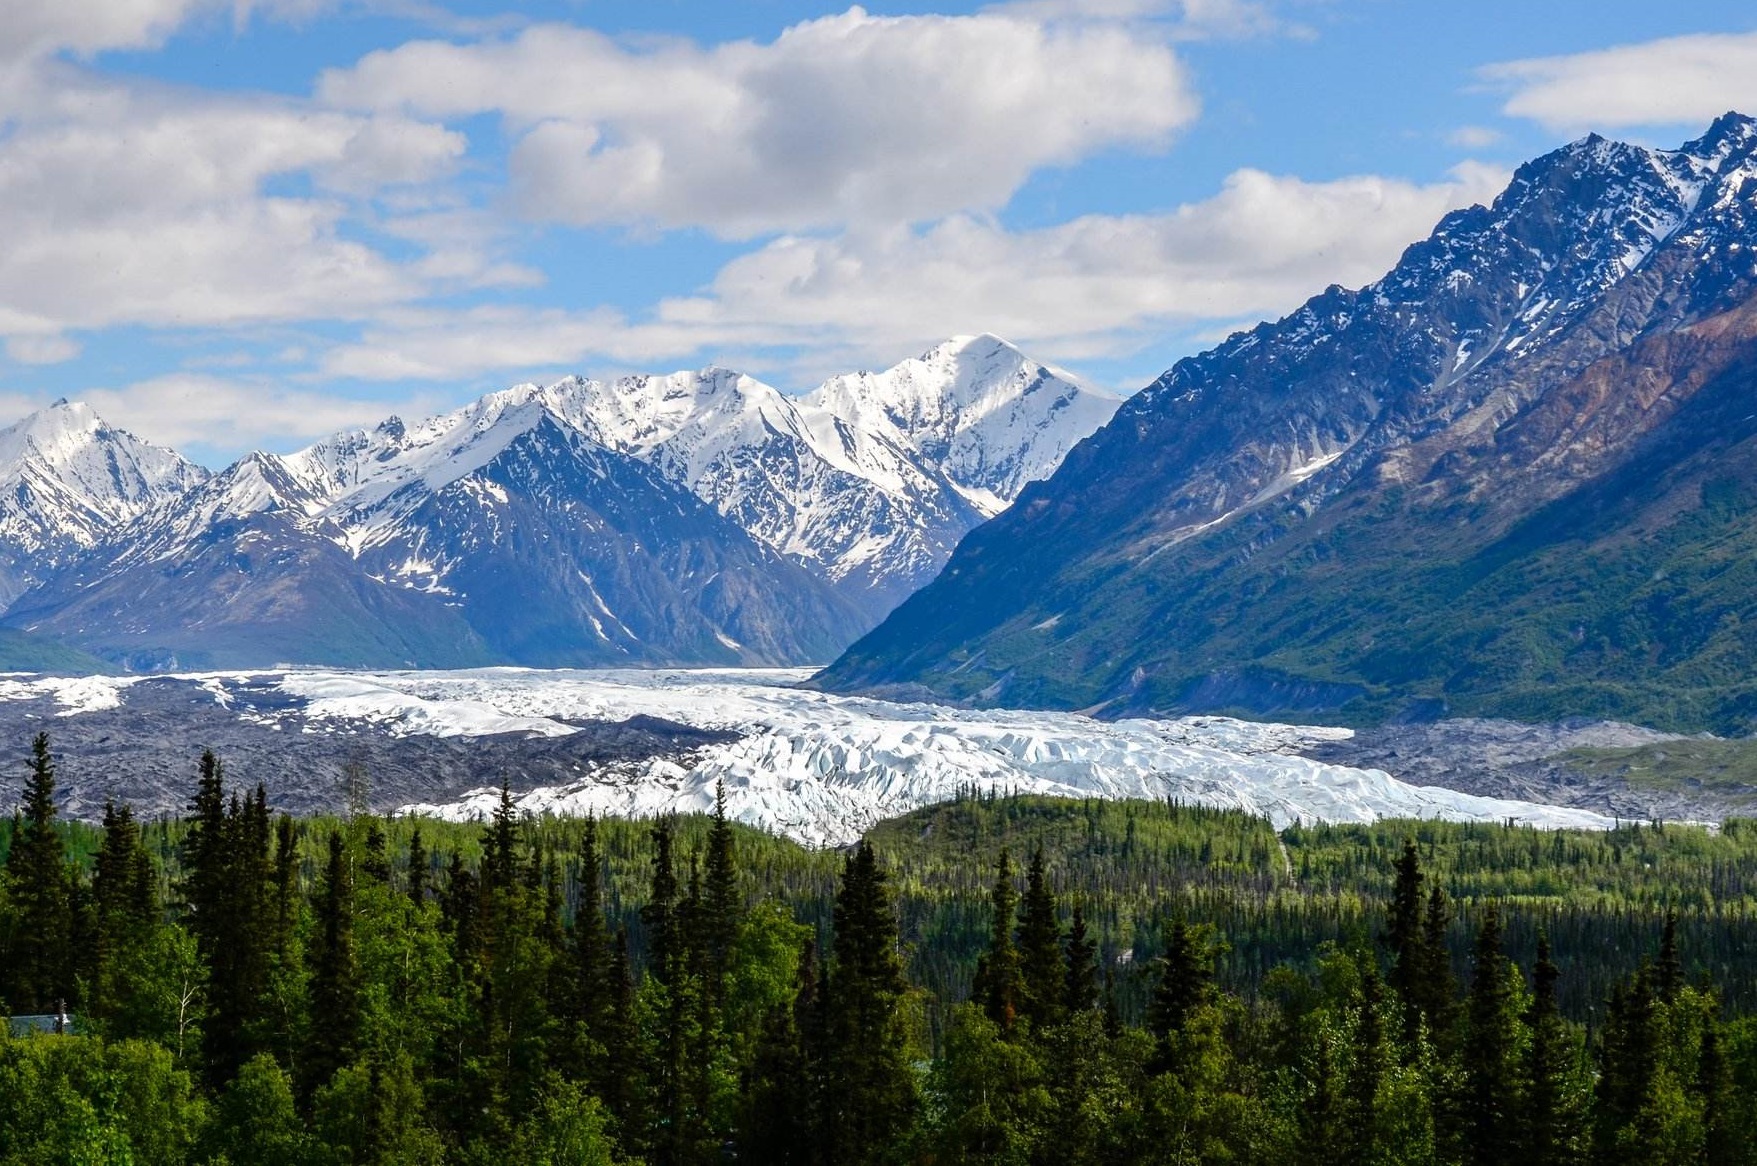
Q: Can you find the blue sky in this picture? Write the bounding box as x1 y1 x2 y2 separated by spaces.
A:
2 0 1755 464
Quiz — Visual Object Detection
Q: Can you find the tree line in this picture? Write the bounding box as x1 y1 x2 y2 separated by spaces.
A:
0 733 1755 1163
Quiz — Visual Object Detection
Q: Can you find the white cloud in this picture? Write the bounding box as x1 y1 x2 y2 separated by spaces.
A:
0 51 479 358
78 373 443 454
320 162 1511 382
1447 125 1503 149
319 7 1199 237
1481 31 1757 131
4 334 80 365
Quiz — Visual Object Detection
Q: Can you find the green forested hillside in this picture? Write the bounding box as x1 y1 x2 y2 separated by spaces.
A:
3 739 1757 1163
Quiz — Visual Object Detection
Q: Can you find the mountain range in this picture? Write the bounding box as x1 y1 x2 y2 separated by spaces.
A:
0 336 1117 671
819 113 1757 736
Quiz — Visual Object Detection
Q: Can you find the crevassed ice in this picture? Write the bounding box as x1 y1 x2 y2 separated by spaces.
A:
0 667 1620 845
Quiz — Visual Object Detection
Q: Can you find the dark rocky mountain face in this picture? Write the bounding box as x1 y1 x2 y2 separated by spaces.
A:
817 114 1757 734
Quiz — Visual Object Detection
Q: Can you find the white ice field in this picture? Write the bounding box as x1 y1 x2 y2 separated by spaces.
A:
0 666 1617 845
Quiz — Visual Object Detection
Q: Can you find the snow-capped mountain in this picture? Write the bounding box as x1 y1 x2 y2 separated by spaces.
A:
808 333 1121 515
0 334 1110 671
0 400 207 605
819 113 1757 734
8 395 860 670
490 339 1118 617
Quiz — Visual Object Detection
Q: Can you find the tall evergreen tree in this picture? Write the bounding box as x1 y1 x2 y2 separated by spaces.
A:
742 939 819 1164
304 830 360 1096
824 840 917 1165
703 781 741 987
1016 844 1063 1030
406 826 428 905
1462 906 1520 1166
1654 911 1682 1004
1343 966 1390 1166
483 780 520 893
360 822 390 885
971 846 1023 1031
1520 934 1581 1166
1063 901 1099 1015
181 753 275 1085
642 818 682 985
1593 969 1660 1163
570 815 612 1086
89 800 157 1022
4 732 73 1012
1386 840 1426 1043
1415 884 1457 1044
1149 916 1211 1067
1697 1015 1736 1166
270 815 299 960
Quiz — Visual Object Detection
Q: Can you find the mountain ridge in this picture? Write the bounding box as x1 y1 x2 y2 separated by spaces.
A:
815 113 1757 735
0 336 1113 670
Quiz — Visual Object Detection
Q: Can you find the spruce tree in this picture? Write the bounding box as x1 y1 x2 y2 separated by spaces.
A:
5 732 72 1012
304 830 360 1096
703 781 741 987
1063 901 1099 1015
972 846 1023 1031
1343 966 1389 1166
406 826 428 905
570 815 612 1086
825 840 917 1165
1520 934 1580 1166
1415 884 1457 1044
642 817 681 985
1016 844 1064 1030
1654 911 1682 1003
271 815 299 959
604 928 640 1131
1386 840 1425 1042
90 800 157 1022
1462 906 1519 1166
1698 1016 1736 1166
182 754 275 1084
742 939 819 1164
483 780 519 893
1149 916 1210 1068
361 822 390 885
1593 969 1660 1161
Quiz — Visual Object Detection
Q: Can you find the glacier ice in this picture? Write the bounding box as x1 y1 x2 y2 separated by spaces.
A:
0 666 1621 844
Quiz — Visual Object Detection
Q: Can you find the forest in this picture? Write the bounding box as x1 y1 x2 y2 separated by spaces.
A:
1 731 1756 1163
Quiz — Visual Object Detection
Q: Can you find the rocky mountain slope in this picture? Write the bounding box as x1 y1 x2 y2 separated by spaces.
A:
0 337 1109 670
818 113 1757 735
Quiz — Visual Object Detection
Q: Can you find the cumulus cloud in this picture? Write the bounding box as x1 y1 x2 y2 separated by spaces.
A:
319 7 1199 236
320 162 1511 381
0 81 465 338
1447 125 1504 149
0 28 496 369
1481 31 1757 131
77 373 444 454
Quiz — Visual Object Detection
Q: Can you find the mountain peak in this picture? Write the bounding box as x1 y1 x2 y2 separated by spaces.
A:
934 332 1020 359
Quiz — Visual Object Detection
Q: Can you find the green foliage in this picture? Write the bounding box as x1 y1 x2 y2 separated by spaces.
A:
12 737 1757 1164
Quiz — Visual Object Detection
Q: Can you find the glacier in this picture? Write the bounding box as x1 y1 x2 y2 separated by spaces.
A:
302 667 1616 844
0 666 1620 844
